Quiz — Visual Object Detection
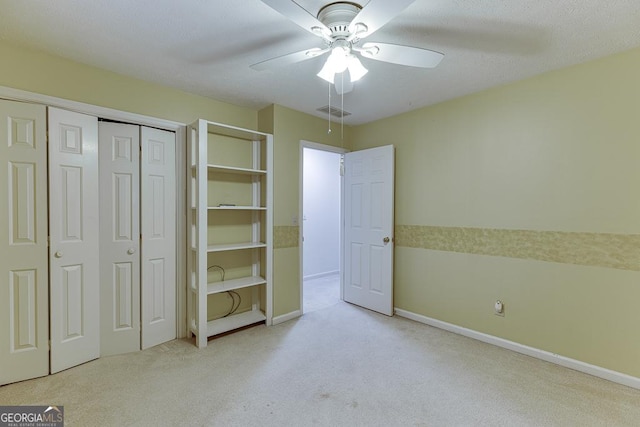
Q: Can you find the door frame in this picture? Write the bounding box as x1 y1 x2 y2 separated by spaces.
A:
298 140 348 314
0 85 188 339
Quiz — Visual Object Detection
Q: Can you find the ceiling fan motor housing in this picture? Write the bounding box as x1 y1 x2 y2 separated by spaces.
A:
317 2 362 38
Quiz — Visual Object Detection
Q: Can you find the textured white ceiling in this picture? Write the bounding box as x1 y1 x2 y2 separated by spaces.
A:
1 0 640 124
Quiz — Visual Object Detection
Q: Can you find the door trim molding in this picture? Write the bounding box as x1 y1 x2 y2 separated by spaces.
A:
0 85 188 339
0 85 183 129
298 140 348 316
395 308 640 391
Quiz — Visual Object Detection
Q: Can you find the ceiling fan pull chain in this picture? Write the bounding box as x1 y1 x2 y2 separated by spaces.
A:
341 72 344 141
327 80 332 134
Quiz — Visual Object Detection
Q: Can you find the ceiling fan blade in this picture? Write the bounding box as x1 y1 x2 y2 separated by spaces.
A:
360 42 444 68
251 47 328 71
261 0 331 40
334 73 354 95
348 0 416 38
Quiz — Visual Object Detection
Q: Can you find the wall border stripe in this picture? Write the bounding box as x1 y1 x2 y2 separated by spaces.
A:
274 225 299 249
395 225 640 271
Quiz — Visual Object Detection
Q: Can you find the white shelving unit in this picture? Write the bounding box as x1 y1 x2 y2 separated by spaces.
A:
187 119 273 348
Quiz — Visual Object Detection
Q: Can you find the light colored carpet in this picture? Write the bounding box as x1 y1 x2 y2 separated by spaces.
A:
1 302 639 426
303 273 341 313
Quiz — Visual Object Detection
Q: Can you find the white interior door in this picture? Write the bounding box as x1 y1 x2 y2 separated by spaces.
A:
343 145 395 316
0 100 49 385
99 122 141 356
49 107 100 373
141 127 176 349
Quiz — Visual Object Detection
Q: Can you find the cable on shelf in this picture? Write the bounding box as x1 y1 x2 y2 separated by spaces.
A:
207 264 242 318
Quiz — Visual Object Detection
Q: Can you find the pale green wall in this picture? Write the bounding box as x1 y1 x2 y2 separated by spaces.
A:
270 104 350 226
4 36 639 378
351 47 640 377
0 40 256 128
259 104 351 317
0 39 347 324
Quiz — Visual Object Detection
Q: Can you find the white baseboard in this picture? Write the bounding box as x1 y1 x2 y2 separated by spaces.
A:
272 310 302 325
303 270 340 281
394 308 640 390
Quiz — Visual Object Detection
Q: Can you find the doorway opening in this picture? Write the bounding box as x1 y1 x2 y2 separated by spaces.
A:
300 142 347 314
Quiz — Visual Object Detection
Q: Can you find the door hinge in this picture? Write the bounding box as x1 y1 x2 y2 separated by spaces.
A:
340 156 345 176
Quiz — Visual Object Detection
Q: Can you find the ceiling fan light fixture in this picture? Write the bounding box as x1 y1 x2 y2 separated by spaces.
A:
330 45 350 73
317 54 368 84
317 45 350 83
346 55 368 82
317 59 336 83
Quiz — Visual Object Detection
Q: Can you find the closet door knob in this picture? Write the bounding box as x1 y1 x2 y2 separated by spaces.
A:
127 248 136 255
54 251 63 258
383 237 390 244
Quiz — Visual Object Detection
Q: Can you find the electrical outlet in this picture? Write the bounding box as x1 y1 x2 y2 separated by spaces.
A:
494 300 505 317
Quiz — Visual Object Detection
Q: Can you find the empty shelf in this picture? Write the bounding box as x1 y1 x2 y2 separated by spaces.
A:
207 276 267 294
206 242 267 252
206 310 266 337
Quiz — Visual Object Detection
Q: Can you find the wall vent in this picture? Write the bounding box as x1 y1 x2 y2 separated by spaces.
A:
317 105 351 118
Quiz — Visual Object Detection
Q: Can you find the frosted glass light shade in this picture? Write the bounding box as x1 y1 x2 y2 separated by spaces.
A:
347 55 368 82
317 48 368 84
317 59 336 83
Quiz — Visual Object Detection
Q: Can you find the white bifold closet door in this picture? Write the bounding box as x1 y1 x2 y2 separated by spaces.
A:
99 122 176 354
99 122 141 356
140 127 176 349
1 102 177 384
0 100 49 385
48 107 101 374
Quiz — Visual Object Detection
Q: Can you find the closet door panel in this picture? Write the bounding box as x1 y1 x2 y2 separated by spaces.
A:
99 122 140 356
0 100 48 386
49 107 100 373
141 127 176 349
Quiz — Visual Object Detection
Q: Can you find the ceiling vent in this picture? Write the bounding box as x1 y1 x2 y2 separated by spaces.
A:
317 105 351 117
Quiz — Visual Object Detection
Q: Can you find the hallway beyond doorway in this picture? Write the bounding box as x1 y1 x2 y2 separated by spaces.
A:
303 273 341 313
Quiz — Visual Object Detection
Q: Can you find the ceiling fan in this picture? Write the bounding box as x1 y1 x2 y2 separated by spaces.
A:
251 0 444 94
